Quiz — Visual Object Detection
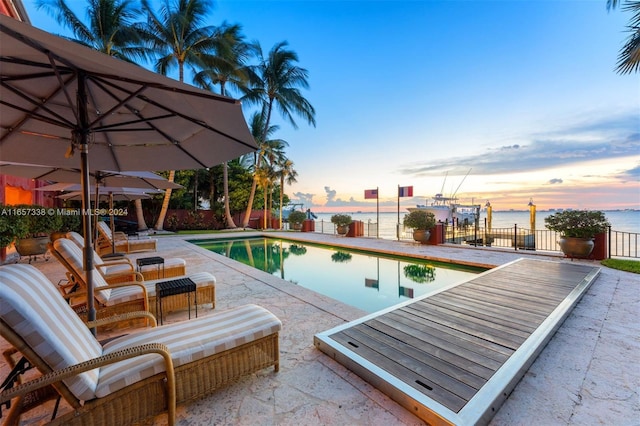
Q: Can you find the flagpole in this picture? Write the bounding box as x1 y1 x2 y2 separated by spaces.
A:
376 186 379 238
397 185 400 241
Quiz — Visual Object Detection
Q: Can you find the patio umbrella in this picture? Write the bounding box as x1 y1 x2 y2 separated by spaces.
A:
0 15 257 325
15 163 181 249
0 162 183 190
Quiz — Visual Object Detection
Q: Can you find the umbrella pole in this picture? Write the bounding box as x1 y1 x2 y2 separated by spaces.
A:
78 72 97 332
110 192 116 254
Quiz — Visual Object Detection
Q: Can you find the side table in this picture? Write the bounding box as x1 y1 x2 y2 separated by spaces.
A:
136 256 164 279
155 278 197 325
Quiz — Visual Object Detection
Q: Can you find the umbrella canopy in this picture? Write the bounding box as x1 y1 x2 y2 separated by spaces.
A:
1 162 183 190
54 188 159 201
0 15 257 171
0 15 257 327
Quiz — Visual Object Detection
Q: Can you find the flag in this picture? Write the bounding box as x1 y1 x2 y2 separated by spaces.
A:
398 186 413 197
364 189 378 199
365 278 379 289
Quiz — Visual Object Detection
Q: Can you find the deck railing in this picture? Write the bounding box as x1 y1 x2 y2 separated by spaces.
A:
306 220 638 259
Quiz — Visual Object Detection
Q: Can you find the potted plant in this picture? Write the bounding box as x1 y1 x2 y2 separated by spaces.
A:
544 210 610 257
51 209 82 241
287 210 307 231
13 204 62 259
331 214 352 235
403 210 436 243
0 204 29 262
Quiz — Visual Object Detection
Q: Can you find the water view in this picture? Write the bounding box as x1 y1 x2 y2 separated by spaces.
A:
192 237 482 313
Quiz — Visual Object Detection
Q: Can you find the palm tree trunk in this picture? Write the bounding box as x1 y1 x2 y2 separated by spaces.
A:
154 170 175 230
279 175 284 229
134 199 147 230
263 186 268 229
242 171 258 227
242 102 274 227
223 161 236 228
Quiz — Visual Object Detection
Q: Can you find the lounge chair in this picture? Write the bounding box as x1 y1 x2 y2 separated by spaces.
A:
0 264 281 425
66 231 187 281
51 238 215 318
96 221 157 256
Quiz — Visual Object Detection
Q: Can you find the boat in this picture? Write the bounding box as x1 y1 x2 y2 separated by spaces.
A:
407 194 480 225
407 170 480 225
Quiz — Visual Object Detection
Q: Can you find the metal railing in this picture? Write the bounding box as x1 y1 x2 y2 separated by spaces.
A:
305 220 638 259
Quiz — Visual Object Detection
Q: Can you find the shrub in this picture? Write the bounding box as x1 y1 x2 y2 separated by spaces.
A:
403 210 436 230
287 210 307 225
544 210 610 239
330 214 352 227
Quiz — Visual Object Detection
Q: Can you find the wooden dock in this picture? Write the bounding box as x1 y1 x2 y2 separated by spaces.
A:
314 258 600 425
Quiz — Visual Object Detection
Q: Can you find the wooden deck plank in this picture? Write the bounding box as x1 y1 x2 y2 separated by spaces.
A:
314 258 600 425
383 310 514 361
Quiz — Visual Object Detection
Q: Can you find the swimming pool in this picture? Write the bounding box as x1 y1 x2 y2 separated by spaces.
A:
192 237 484 313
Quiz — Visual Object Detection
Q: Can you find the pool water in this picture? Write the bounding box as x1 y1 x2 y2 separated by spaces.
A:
192 237 483 313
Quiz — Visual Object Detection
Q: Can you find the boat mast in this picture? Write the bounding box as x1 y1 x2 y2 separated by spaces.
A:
451 168 472 200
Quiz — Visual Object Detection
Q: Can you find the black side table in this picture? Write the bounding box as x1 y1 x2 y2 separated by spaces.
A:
136 256 164 278
155 278 197 325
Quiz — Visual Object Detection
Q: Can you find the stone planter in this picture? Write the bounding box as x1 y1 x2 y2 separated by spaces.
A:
559 236 594 258
15 236 50 262
336 225 349 235
412 230 431 243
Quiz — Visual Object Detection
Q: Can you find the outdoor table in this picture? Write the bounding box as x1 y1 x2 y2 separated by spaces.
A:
136 256 164 278
155 278 197 325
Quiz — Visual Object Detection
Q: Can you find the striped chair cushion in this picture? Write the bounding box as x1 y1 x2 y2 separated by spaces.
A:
54 238 114 303
97 304 282 397
104 271 214 305
143 272 216 298
0 264 102 400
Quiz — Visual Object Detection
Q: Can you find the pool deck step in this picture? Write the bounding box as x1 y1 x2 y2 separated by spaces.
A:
314 258 600 425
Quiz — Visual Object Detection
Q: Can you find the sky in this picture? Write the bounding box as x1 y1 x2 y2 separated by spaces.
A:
22 0 640 212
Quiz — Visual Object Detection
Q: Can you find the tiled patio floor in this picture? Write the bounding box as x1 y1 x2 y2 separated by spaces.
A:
1 231 638 425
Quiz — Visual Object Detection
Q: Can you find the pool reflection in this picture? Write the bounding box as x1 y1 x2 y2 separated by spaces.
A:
195 237 480 313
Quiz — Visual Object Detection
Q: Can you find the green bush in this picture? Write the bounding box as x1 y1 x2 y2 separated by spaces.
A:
288 210 307 225
403 210 436 230
0 204 29 248
330 214 352 227
544 210 610 238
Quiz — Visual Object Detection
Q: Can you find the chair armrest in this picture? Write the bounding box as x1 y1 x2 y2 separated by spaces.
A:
0 343 176 422
103 270 144 284
99 258 134 268
86 311 157 329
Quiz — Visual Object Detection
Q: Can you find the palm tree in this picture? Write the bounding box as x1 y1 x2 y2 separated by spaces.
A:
36 0 147 62
240 41 316 227
37 0 151 231
140 0 219 230
276 158 298 229
608 0 640 73
193 23 253 228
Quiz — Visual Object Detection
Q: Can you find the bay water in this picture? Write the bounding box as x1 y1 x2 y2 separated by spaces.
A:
312 210 638 240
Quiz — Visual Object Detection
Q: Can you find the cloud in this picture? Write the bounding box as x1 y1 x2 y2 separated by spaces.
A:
292 192 315 206
548 178 563 184
324 186 336 203
400 112 640 177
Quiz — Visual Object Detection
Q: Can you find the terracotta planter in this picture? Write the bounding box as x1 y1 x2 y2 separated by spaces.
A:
412 230 431 243
559 236 594 258
336 225 349 235
15 236 50 257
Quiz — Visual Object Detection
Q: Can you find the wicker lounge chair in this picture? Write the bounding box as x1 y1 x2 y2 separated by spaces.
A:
51 238 215 318
96 221 157 256
66 232 187 282
0 264 281 425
